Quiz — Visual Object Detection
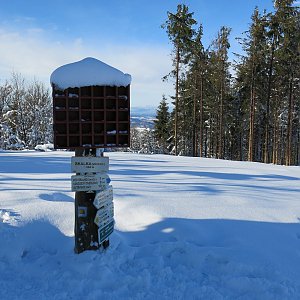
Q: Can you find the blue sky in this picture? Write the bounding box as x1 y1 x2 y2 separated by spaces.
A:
0 0 276 107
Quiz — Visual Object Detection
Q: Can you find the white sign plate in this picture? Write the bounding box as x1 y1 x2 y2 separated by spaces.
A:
93 186 113 209
94 204 114 227
71 156 109 173
95 214 114 229
71 174 109 192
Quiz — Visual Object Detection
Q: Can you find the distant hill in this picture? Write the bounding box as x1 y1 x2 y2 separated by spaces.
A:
131 106 156 117
130 106 156 129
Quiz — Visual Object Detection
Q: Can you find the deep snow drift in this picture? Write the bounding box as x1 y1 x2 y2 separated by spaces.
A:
0 150 300 299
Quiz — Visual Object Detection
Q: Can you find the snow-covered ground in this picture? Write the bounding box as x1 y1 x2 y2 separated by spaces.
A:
1 150 300 299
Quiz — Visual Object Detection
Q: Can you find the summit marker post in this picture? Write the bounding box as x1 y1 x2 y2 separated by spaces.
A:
51 57 131 253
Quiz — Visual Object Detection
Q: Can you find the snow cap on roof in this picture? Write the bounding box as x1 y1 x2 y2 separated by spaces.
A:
50 57 132 89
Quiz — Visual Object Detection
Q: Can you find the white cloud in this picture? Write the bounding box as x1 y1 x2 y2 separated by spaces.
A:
0 27 173 107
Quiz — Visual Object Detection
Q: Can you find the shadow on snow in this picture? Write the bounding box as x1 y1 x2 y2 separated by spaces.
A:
0 154 70 174
1 216 300 298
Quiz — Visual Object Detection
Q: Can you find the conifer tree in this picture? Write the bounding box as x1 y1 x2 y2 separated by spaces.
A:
159 2 300 165
162 4 196 155
236 8 268 162
154 96 171 154
210 26 231 159
273 0 300 165
189 24 206 157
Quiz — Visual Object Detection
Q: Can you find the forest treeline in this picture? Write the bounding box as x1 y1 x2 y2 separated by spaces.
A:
154 0 300 165
0 1 299 166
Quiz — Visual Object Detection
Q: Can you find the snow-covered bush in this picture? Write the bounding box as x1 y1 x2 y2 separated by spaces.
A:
130 127 157 154
0 73 53 150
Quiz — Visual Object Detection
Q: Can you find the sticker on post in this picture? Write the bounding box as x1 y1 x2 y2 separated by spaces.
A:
78 206 87 217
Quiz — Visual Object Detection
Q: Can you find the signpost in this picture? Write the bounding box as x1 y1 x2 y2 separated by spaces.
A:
71 148 114 253
51 58 131 254
71 152 114 254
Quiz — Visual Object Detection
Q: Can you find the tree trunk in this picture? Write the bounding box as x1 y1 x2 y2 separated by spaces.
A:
248 75 255 162
192 75 197 157
248 46 257 162
199 75 204 157
174 47 180 156
218 79 224 159
272 110 279 165
286 73 294 166
263 37 275 164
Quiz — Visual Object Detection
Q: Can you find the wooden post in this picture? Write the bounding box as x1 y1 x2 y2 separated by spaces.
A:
74 148 98 253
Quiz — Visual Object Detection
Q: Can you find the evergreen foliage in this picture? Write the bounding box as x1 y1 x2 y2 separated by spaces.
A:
159 0 299 166
162 4 197 155
154 96 171 154
0 1 298 165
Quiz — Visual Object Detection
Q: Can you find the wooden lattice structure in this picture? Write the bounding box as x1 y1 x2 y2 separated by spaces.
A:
52 85 130 149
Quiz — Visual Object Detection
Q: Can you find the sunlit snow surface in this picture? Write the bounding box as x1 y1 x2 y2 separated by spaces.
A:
50 57 132 89
1 150 300 299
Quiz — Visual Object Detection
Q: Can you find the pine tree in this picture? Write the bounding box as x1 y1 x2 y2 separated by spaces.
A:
209 26 231 159
159 1 299 165
154 96 171 154
162 4 196 155
189 24 206 157
236 8 268 162
273 0 300 165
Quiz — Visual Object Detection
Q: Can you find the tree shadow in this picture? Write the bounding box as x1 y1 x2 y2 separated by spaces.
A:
0 154 70 174
110 167 300 182
110 167 300 195
39 192 74 202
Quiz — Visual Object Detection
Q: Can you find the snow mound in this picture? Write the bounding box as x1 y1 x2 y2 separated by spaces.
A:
0 210 10 223
34 143 54 152
50 57 132 89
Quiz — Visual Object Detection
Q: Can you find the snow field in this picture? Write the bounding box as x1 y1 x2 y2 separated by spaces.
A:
1 150 300 299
